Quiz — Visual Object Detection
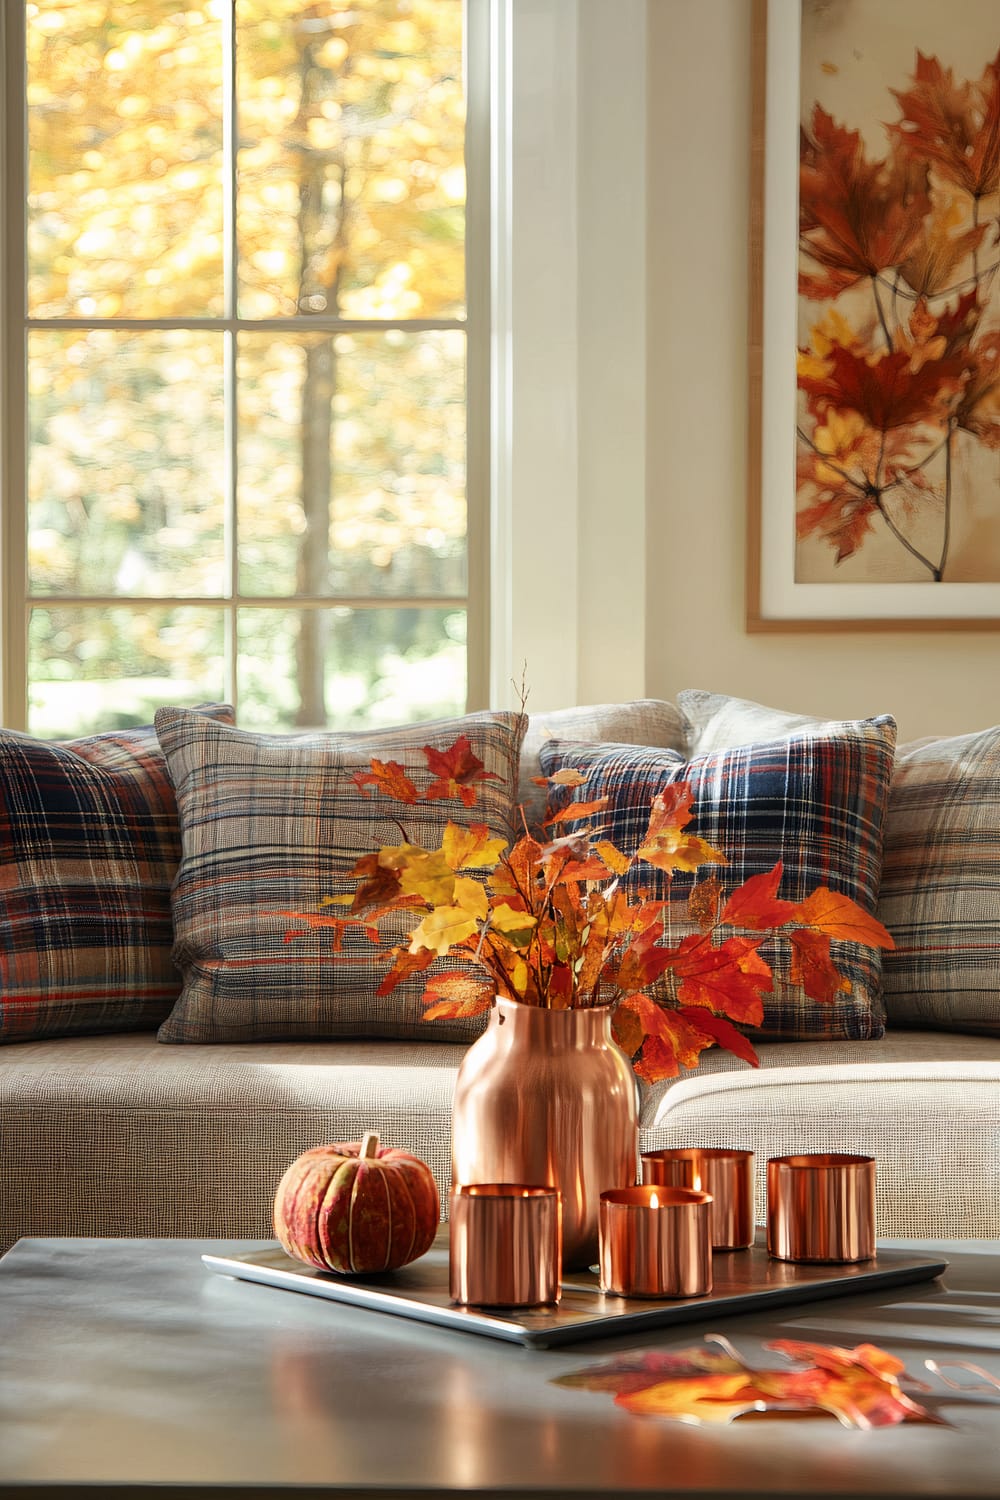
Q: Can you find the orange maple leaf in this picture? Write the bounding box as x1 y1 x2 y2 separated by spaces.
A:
889 50 1000 200
720 863 798 930
617 994 719 1080
794 888 894 948
635 784 727 874
422 736 501 807
544 795 610 827
420 970 494 1021
375 944 437 997
352 759 419 803
789 928 852 1005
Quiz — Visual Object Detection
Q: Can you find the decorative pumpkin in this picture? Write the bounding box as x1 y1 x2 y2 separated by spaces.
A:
273 1131 440 1275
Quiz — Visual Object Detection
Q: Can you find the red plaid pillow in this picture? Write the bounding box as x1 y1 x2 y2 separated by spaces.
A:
0 707 233 1043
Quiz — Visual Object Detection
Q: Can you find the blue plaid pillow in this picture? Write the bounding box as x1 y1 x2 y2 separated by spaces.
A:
539 718 897 1042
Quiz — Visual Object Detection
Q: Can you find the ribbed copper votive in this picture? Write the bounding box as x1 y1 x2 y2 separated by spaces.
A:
641 1148 755 1251
599 1185 713 1299
449 1185 561 1308
767 1154 876 1263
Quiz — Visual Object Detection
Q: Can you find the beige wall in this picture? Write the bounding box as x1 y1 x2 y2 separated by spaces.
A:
645 0 1000 741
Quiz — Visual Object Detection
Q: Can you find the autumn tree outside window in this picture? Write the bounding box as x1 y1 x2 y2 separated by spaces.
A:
1 0 489 736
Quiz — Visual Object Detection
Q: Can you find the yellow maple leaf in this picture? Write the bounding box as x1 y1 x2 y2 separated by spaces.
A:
441 820 508 871
408 903 481 956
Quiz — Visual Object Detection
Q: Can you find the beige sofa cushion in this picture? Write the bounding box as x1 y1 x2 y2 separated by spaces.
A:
3 1029 999 1252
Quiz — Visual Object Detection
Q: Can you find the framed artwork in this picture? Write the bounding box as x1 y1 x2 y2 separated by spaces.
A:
747 0 1000 631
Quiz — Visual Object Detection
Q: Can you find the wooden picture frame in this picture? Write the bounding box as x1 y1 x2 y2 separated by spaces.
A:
747 0 1000 632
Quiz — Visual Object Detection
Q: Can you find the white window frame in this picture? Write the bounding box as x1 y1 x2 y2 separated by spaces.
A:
0 1 491 731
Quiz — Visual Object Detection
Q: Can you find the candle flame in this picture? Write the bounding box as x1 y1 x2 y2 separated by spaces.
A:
649 1192 659 1209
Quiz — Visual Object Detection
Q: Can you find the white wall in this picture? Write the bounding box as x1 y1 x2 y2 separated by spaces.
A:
503 0 999 739
644 0 1000 741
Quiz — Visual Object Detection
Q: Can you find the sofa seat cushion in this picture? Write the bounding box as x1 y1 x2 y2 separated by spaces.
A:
643 1029 1000 1240
4 1029 999 1252
0 1031 467 1252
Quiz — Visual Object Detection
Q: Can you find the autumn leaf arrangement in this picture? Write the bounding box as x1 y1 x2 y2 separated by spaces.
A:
797 48 1000 580
554 1335 952 1429
282 732 893 1086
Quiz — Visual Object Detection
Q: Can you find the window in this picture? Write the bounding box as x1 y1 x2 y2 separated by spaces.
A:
1 0 488 736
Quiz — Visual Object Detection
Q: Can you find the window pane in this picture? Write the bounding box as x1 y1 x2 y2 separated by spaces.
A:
236 0 465 319
28 330 226 597
237 606 466 729
28 606 226 738
27 0 224 319
237 331 466 597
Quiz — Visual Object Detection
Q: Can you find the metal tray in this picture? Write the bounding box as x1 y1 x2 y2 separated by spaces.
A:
203 1228 947 1349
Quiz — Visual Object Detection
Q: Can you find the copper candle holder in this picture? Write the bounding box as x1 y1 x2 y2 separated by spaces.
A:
449 1185 562 1308
641 1148 755 1251
767 1154 876 1264
599 1185 713 1299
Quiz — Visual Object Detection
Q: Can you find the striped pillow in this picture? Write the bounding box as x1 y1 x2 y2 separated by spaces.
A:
155 708 526 1044
680 690 1000 1036
539 718 897 1042
0 706 234 1043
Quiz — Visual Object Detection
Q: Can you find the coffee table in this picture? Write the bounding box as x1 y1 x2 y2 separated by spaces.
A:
1 1234 998 1499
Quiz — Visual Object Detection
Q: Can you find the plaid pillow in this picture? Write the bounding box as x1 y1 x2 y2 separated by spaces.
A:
540 718 897 1042
0 706 234 1043
876 729 1000 1035
681 690 1000 1037
518 700 687 834
155 708 527 1044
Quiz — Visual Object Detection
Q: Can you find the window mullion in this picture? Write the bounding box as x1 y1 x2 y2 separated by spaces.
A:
223 0 238 712
1 3 28 729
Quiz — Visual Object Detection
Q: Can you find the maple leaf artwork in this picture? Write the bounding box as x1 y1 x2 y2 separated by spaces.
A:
794 39 1000 587
555 1336 947 1429
276 729 893 1087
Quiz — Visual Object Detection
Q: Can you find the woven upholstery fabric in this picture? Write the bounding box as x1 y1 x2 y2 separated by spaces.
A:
681 690 1000 1036
2 1029 998 1250
155 708 526 1044
0 1032 465 1252
0 706 234 1043
540 717 897 1041
641 1032 1000 1240
519 700 687 832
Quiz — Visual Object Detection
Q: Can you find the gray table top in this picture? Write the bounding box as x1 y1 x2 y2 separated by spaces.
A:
0 1235 998 1500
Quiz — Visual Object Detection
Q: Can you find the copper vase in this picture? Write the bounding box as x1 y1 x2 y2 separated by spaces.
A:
451 998 639 1269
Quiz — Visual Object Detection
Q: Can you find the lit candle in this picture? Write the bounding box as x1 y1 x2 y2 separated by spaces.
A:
641 1148 755 1251
598 1185 713 1299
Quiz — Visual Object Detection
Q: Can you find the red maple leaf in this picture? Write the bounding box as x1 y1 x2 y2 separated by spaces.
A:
665 931 772 1026
799 342 964 433
798 105 931 299
720 863 798 931
422 736 501 808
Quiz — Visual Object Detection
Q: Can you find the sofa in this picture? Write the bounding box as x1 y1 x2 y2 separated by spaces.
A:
3 692 999 1255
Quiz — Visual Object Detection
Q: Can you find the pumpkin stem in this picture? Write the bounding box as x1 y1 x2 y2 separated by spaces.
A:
360 1131 381 1159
